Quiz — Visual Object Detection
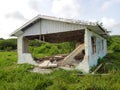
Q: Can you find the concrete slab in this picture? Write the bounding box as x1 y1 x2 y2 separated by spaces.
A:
38 60 50 68
48 62 57 68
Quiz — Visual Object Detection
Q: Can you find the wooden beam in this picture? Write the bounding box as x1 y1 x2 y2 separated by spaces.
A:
25 30 85 43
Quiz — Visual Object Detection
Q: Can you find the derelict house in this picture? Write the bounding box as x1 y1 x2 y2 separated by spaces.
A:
11 15 108 72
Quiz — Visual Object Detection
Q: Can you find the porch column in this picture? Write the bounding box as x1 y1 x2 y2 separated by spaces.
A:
17 36 24 63
23 37 29 53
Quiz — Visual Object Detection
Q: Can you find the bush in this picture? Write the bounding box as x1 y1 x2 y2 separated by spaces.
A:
0 39 17 51
29 40 44 47
112 44 120 52
108 35 120 52
29 42 76 58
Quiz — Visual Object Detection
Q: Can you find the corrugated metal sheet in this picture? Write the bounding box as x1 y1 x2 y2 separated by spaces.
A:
23 21 40 36
22 19 85 36
41 19 85 34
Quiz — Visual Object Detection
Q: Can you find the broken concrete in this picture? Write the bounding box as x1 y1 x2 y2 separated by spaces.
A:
38 60 50 68
48 62 57 68
35 44 85 70
35 54 67 64
38 60 57 68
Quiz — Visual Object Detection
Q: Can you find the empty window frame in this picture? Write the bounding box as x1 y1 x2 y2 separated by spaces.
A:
91 36 96 54
102 39 104 50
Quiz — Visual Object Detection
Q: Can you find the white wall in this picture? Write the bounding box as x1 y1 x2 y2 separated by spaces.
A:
17 36 38 65
75 28 90 73
76 29 107 72
86 29 107 67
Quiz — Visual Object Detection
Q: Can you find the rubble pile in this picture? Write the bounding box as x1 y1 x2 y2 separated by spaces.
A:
34 54 68 68
35 54 67 63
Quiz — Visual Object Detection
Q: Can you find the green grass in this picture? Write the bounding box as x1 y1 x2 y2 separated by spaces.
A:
97 51 120 74
0 52 53 90
28 42 75 58
0 51 120 90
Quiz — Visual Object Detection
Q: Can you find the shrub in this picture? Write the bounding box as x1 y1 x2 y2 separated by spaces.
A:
29 40 44 47
108 35 120 52
112 44 120 52
0 39 17 51
29 42 76 58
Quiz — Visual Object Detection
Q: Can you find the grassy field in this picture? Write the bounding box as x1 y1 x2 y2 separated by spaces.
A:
0 51 120 90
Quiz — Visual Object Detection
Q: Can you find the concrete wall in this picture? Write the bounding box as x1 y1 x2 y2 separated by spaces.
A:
23 19 85 36
86 29 107 68
17 36 38 65
75 28 90 72
76 28 107 72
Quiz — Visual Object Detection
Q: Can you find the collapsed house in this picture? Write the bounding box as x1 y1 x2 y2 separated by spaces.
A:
11 15 108 72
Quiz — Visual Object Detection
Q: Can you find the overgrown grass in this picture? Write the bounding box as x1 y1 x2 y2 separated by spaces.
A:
97 51 120 74
0 52 53 90
0 39 17 51
29 42 75 58
0 51 120 90
0 35 120 89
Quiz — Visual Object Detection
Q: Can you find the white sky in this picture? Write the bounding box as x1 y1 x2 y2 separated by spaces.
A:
0 0 120 39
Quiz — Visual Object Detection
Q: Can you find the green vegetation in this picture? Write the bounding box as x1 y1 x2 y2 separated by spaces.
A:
97 52 120 74
0 51 120 90
29 40 75 58
108 35 120 52
0 35 120 90
0 39 75 58
0 39 17 51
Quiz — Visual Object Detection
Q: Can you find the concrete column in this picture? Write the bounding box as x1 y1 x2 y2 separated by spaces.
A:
17 36 23 54
76 28 90 73
17 36 24 63
84 28 89 61
17 36 29 63
17 36 37 65
17 36 29 53
23 37 29 53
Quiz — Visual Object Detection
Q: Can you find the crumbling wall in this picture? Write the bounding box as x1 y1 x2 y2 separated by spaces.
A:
85 29 107 68
17 36 38 65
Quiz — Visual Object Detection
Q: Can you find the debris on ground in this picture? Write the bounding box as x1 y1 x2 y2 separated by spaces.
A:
38 60 50 68
91 63 103 74
35 54 67 65
31 53 84 74
30 67 52 74
32 51 84 73
39 60 57 68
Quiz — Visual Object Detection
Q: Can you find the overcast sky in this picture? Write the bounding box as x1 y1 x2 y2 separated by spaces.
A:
0 0 120 39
